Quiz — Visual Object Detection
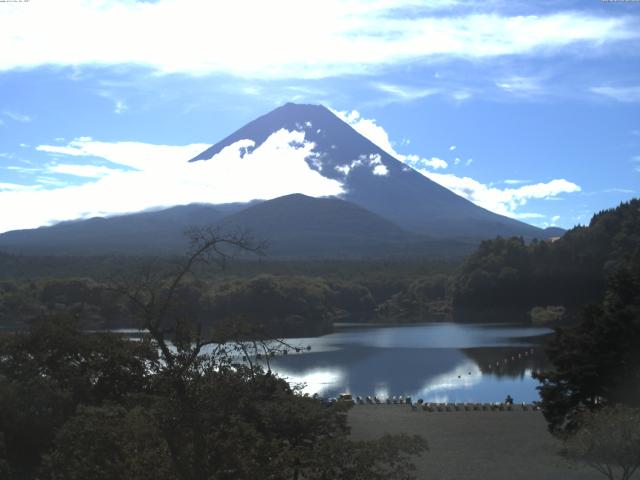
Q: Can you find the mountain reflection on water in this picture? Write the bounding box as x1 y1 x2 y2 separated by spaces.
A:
268 323 551 403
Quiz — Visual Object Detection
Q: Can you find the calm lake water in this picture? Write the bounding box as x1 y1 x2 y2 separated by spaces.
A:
265 323 551 404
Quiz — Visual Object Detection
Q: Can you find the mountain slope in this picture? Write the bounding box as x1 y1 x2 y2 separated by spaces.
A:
0 194 475 258
0 203 245 255
191 102 546 240
218 194 474 258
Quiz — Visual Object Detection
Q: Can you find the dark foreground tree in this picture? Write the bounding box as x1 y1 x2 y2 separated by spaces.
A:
534 259 640 436
1 227 427 479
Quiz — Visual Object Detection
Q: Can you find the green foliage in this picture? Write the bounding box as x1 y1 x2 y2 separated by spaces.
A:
377 274 451 322
42 405 174 480
208 274 379 335
530 305 565 325
0 317 160 477
210 275 335 337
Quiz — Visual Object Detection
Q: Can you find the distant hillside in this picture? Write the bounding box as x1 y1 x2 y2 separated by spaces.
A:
0 194 475 259
542 226 566 238
218 193 473 258
0 203 247 255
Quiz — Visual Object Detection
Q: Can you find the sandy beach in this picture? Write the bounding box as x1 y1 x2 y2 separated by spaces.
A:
348 404 602 480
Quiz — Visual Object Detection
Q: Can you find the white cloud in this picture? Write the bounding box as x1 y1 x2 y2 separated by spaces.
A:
515 212 546 219
331 108 447 170
37 138 211 171
496 75 544 95
451 90 472 101
372 164 389 176
97 90 129 114
0 1 635 78
331 109 396 155
334 153 389 177
504 179 530 185
114 100 128 114
419 157 448 169
551 215 561 224
465 158 473 166
0 130 344 233
47 164 122 178
422 172 581 217
373 83 439 103
591 86 640 103
449 145 456 151
0 182 40 192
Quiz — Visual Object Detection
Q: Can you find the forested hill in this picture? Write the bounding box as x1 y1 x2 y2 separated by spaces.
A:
451 198 640 320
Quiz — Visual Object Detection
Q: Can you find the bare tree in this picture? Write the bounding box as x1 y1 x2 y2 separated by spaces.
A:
108 225 303 386
563 406 640 480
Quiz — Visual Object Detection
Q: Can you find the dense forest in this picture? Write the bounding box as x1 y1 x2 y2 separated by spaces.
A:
0 253 455 334
451 199 640 322
1 199 638 334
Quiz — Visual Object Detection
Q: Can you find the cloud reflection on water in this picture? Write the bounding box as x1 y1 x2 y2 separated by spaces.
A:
273 367 345 396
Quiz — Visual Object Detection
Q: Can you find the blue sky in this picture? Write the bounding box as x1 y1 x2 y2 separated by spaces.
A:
0 0 639 233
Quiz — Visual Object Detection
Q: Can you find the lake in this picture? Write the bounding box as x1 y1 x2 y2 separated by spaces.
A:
265 323 552 404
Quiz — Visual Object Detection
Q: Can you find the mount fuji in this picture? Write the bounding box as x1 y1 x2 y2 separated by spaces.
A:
191 102 544 239
0 103 554 257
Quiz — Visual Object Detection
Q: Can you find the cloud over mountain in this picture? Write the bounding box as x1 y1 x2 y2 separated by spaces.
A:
333 108 581 219
0 130 343 233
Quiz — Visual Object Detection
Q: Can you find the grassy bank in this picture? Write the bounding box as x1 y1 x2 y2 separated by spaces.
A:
348 405 601 480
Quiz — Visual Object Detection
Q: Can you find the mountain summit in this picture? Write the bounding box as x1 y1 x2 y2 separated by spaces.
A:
191 103 544 239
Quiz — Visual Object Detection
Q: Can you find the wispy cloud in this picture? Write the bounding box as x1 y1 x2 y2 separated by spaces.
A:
0 130 344 233
2 110 32 123
496 75 544 96
5 165 39 174
0 1 635 78
47 164 123 178
423 172 581 218
373 83 440 103
0 182 40 192
591 86 640 103
97 90 129 114
114 100 128 114
331 108 449 170
334 108 581 218
515 212 546 219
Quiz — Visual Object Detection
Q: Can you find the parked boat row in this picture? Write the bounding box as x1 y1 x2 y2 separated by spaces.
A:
323 394 540 411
